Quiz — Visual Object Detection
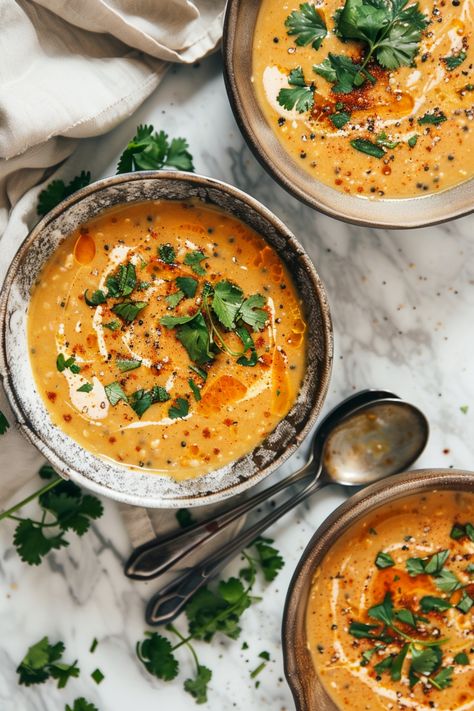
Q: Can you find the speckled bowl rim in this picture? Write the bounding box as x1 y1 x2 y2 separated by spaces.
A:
282 468 474 710
222 0 474 229
0 171 333 509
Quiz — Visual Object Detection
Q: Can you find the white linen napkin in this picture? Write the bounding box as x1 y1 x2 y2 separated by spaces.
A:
0 0 226 546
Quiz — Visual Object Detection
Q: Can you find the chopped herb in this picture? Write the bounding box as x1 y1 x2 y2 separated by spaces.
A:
37 172 91 216
212 280 244 329
76 383 93 393
56 353 81 374
91 668 104 685
368 527 378 535
103 320 120 331
84 289 107 307
238 294 267 331
250 661 266 679
313 53 370 94
456 591 474 614
277 66 314 113
443 50 467 71
460 404 469 414
454 651 469 665
89 638 98 654
106 262 136 297
184 664 212 704
376 131 399 149
16 637 80 688
111 300 147 323
409 645 442 678
419 596 452 613
129 386 170 418
168 397 190 420
176 276 198 298
375 551 395 569
136 632 179 681
251 537 284 582
408 134 418 147
0 410 10 435
418 110 447 126
116 358 142 373
176 508 195 529
166 290 185 308
104 382 128 406
176 314 214 366
66 699 99 711
329 110 351 128
394 608 418 628
285 2 327 49
116 124 194 174
184 251 207 276
189 365 208 381
406 549 449 576
188 378 202 401
158 244 176 264
430 666 453 690
350 138 386 158
434 569 462 594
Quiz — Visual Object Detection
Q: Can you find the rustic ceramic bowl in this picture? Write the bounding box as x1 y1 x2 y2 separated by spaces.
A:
223 0 473 228
282 468 474 710
0 171 332 508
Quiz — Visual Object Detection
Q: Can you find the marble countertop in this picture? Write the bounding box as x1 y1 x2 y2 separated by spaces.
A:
1 52 473 711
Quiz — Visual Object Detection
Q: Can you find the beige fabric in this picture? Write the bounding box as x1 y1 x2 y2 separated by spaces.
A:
0 0 226 548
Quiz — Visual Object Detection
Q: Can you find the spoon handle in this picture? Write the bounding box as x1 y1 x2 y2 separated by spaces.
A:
125 458 316 580
146 475 323 626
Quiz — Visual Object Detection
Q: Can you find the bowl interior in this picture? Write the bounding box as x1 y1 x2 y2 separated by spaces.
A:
0 171 332 508
282 468 474 710
223 0 473 228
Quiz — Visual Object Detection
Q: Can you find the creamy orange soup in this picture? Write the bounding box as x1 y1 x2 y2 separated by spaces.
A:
307 490 474 710
253 0 473 198
28 200 306 479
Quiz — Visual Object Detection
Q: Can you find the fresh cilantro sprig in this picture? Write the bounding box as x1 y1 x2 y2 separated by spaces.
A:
285 3 327 49
277 67 315 113
0 464 103 566
443 50 466 71
66 699 98 711
37 124 194 217
313 53 375 94
17 637 79 688
136 537 283 704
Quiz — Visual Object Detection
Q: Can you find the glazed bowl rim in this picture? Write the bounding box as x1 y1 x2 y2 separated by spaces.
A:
0 170 333 508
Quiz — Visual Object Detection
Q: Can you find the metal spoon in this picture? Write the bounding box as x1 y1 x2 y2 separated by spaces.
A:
143 394 428 625
125 389 397 581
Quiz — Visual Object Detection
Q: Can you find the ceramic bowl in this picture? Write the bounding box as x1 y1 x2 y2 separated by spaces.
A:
223 0 473 228
0 171 332 508
282 468 474 710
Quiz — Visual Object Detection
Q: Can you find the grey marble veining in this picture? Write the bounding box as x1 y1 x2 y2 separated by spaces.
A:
0 52 473 711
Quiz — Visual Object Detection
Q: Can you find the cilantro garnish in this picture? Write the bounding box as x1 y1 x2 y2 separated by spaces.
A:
77 383 93 393
285 2 327 49
129 386 170 418
84 289 107 307
443 50 466 71
136 633 179 681
104 382 128 407
103 320 120 331
454 651 469 665
17 637 79 688
249 537 284 581
350 138 386 158
37 172 91 216
176 313 214 366
313 53 372 94
450 522 474 542
184 664 213 704
176 276 198 298
375 551 395 568
277 66 314 112
434 569 462 594
158 244 176 264
418 110 447 126
91 668 104 684
111 299 147 323
66 699 98 711
376 132 399 149
168 397 190 420
184 250 207 276
56 353 81 374
0 410 10 435
176 508 195 529
212 280 244 328
106 262 137 297
116 358 142 373
406 549 449 576
456 591 473 614
430 665 453 690
89 638 98 654
188 378 202 401
419 596 451 613
329 110 351 128
408 134 419 147
117 125 194 173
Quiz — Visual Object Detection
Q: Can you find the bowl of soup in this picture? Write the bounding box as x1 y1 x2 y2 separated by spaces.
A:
223 0 473 227
283 468 474 710
0 171 332 507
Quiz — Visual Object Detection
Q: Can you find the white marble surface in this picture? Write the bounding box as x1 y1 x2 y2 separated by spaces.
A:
1 52 474 711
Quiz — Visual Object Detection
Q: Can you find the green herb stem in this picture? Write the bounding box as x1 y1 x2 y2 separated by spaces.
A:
0 477 62 522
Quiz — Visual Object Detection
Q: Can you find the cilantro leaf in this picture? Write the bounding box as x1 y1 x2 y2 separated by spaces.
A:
136 632 179 681
454 651 469 665
285 2 327 49
158 244 176 264
111 300 147 323
90 668 104 684
39 480 103 537
161 312 200 328
456 591 474 614
168 397 190 419
188 378 202 401
186 577 251 642
56 353 81 374
277 66 314 113
184 251 207 276
17 637 79 688
351 138 386 158
423 549 449 575
443 50 466 71
313 53 368 93
77 383 93 393
430 666 454 690
375 551 395 569
50 660 80 689
129 386 170 418
0 410 10 435
394 608 418 627
235 325 257 367
106 262 136 297
238 294 267 331
176 276 198 298
176 508 195 529
419 596 452 613
349 621 384 639
390 644 409 681
13 519 68 566
329 110 351 128
407 134 418 147
37 171 91 216
184 665 212 704
212 280 244 329
116 358 141 373
434 569 462 593
368 592 393 626
252 537 284 581
406 556 426 576
410 645 442 676
104 382 128 406
418 110 447 126
176 313 214 365
66 699 99 711
116 125 194 174
166 290 185 308
84 289 107 306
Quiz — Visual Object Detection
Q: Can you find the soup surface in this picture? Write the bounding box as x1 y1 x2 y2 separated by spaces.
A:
307 489 474 711
28 200 306 479
253 0 473 198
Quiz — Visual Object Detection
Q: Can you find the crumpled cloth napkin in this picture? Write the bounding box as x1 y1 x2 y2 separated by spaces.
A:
0 0 226 548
